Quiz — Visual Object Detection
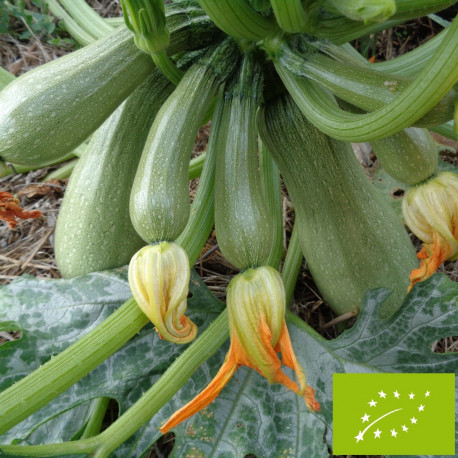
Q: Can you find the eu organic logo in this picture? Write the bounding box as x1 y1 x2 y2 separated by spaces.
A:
333 373 455 455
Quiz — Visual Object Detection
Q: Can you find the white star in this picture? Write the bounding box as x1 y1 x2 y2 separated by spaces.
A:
369 399 377 407
409 392 415 399
402 425 408 432
361 413 370 423
378 390 386 398
374 429 382 438
425 390 430 397
391 428 398 437
418 404 425 412
393 390 400 398
411 417 418 424
355 431 364 443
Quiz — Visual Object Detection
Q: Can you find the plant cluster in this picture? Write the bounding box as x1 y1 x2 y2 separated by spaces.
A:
0 0 457 456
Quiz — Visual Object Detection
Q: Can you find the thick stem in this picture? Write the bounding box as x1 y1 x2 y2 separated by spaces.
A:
59 0 114 39
275 15 458 142
0 311 230 457
197 0 277 41
0 298 148 436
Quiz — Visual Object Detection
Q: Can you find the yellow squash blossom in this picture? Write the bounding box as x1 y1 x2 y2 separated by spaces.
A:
402 172 458 291
160 265 320 434
128 241 197 344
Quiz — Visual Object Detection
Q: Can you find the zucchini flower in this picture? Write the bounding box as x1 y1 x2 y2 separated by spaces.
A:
403 172 458 291
120 0 169 54
128 241 197 344
0 191 41 228
160 266 320 434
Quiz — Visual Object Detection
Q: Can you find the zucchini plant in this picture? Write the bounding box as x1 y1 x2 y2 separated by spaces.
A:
0 0 457 456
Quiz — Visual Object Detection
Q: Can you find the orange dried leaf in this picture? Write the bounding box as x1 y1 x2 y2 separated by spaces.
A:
0 192 41 229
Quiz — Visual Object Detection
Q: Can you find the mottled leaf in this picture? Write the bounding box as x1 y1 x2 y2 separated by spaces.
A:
0 270 456 457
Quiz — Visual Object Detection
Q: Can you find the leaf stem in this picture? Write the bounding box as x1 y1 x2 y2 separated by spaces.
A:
80 397 111 439
197 0 277 41
152 51 184 85
281 224 303 305
0 299 148 437
275 15 458 141
0 312 230 457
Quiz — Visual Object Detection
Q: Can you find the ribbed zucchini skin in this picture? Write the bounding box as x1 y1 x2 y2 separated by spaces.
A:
0 27 153 167
55 70 174 278
370 128 438 185
130 39 238 243
258 94 417 317
214 56 274 269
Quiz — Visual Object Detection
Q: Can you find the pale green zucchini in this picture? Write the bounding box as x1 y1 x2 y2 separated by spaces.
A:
0 67 15 90
370 128 439 185
258 93 417 318
54 70 175 278
214 54 274 269
0 27 153 167
130 39 239 243
0 5 219 167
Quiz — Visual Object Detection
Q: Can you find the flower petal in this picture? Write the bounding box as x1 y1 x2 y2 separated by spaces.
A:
160 348 238 434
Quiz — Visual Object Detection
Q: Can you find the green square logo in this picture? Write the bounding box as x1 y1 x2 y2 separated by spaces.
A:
333 373 455 455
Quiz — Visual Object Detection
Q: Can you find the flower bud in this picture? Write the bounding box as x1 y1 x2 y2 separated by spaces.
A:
402 172 458 290
128 241 197 344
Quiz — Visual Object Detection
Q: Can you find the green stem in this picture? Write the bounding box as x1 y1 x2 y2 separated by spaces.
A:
275 16 458 142
41 158 78 181
0 311 230 457
270 0 317 33
44 0 97 45
188 152 206 181
152 50 184 85
281 224 303 305
59 0 114 39
80 397 111 439
0 298 148 436
197 0 277 41
371 28 447 77
260 141 283 269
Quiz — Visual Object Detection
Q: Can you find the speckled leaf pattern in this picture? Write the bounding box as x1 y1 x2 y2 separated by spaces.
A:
372 158 457 220
0 270 456 457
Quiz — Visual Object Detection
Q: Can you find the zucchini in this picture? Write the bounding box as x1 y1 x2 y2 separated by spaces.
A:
214 54 274 269
0 67 15 90
258 93 417 318
370 128 438 185
54 70 175 278
0 5 220 167
0 27 153 167
130 39 239 244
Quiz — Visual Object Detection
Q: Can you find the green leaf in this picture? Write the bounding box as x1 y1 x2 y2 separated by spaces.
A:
0 270 456 457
